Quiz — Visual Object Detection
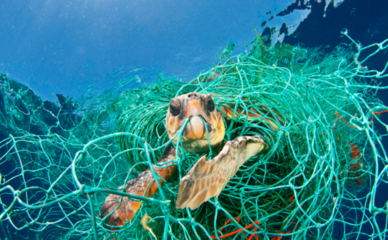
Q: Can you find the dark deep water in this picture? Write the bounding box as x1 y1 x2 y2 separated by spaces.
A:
283 1 388 239
1 0 388 239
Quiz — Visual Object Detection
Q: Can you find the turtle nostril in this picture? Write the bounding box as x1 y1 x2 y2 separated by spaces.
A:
188 93 197 99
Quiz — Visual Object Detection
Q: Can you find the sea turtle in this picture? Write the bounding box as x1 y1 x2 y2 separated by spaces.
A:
99 91 282 228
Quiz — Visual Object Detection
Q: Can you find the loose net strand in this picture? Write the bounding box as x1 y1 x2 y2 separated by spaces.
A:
0 31 388 240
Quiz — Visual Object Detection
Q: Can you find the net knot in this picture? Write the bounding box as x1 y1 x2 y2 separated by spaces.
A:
80 184 87 195
161 200 171 214
14 190 20 198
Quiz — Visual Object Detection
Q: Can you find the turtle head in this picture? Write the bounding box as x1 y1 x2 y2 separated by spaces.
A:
165 92 225 152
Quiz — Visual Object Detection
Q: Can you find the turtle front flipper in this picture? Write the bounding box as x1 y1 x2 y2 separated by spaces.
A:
99 145 176 229
176 135 267 210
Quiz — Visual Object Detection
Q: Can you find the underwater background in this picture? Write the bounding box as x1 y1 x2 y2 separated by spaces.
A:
1 0 388 239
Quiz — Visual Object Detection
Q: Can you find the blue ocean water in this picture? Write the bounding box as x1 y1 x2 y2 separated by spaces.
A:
0 0 387 239
0 0 303 102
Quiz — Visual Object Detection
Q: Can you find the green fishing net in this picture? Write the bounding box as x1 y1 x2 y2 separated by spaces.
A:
1 31 388 240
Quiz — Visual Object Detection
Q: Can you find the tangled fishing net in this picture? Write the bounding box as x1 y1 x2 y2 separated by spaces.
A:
1 31 388 240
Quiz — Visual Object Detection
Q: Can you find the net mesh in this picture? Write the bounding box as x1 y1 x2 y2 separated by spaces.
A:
1 31 388 240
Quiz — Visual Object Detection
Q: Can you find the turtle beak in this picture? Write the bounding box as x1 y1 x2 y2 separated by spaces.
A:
183 98 210 140
185 116 206 139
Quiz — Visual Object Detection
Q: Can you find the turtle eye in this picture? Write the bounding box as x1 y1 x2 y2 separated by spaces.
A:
169 98 181 116
206 97 215 112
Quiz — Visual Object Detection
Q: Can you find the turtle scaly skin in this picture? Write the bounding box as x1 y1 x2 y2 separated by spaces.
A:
99 146 176 229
